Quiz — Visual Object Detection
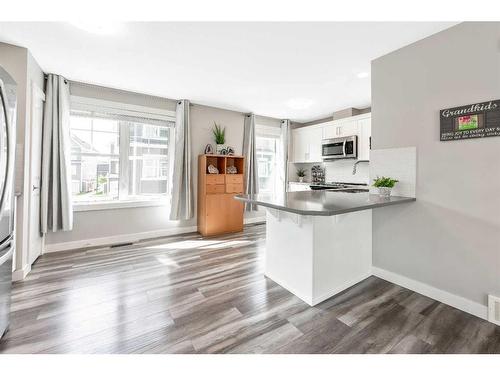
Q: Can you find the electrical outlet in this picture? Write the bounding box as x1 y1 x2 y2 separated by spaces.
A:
488 295 500 326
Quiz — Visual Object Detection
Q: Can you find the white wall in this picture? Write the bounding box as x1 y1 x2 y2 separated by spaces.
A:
45 89 280 248
371 22 500 310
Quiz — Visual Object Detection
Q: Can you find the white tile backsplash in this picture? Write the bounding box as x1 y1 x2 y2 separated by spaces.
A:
324 159 370 184
369 147 417 197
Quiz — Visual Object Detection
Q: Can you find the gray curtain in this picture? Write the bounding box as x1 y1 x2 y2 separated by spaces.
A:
40 74 73 233
170 99 193 220
243 113 259 211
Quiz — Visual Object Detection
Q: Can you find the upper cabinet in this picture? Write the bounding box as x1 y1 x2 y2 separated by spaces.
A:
357 117 371 161
291 113 371 163
292 126 323 163
323 119 359 139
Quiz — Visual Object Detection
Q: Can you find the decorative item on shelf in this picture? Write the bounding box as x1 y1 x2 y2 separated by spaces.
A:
311 165 325 184
207 164 219 174
226 165 238 174
212 122 226 154
297 168 307 183
226 146 235 155
204 144 214 154
373 176 398 197
219 148 228 155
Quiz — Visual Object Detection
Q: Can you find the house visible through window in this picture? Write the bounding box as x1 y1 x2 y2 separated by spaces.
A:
70 101 175 205
256 126 280 201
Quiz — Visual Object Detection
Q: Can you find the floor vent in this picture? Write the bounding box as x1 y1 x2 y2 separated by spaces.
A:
488 295 500 326
110 242 135 248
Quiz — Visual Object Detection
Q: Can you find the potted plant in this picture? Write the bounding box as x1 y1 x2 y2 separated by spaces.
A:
373 176 399 197
297 168 307 183
212 122 226 154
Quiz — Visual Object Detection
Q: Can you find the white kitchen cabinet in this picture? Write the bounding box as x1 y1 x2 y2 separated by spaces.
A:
288 182 311 192
292 126 323 163
357 117 371 160
323 119 358 139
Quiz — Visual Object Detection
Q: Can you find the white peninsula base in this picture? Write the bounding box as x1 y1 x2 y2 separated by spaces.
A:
265 208 372 306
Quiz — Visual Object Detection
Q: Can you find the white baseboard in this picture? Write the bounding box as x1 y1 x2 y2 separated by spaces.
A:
44 218 267 254
372 266 488 320
12 264 31 281
44 226 198 253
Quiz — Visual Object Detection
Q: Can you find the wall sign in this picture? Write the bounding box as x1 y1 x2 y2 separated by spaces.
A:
440 99 500 141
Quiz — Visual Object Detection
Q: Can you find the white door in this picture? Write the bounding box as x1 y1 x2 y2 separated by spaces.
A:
27 82 45 265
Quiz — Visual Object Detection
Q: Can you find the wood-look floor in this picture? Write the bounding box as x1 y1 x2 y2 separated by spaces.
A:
1 224 499 354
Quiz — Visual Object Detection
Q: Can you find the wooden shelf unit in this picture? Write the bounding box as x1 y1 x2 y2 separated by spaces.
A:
197 154 245 236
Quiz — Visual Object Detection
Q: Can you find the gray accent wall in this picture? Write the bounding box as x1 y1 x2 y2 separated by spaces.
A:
371 22 500 307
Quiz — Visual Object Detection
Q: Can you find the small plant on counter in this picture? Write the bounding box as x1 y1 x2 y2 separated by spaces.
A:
297 168 307 183
212 122 226 145
373 176 398 197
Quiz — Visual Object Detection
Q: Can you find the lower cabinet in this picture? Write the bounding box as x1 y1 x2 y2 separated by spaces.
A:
204 194 243 235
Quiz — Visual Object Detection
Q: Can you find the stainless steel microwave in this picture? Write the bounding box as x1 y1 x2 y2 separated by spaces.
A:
322 135 357 160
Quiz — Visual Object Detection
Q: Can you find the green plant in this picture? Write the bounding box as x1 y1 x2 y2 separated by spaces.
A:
373 176 399 188
296 168 307 177
212 122 226 144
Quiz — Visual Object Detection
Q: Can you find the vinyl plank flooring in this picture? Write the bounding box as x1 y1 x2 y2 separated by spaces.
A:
1 223 498 354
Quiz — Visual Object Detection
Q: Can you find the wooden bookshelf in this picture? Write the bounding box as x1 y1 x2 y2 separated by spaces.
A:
197 154 245 236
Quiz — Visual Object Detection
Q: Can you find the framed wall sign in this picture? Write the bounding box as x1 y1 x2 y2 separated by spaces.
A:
440 99 500 141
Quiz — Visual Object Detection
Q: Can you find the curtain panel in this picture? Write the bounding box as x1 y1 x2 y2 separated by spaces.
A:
40 74 73 233
170 99 194 220
243 113 259 211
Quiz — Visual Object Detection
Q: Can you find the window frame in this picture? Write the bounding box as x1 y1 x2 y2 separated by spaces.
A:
70 96 176 211
255 124 281 202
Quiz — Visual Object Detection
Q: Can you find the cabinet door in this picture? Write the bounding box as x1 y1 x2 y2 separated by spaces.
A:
226 194 244 232
308 127 323 162
357 117 371 161
323 124 338 139
292 129 307 162
337 120 359 137
205 194 228 235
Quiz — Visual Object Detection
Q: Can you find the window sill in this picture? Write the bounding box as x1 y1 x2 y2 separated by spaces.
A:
73 198 169 212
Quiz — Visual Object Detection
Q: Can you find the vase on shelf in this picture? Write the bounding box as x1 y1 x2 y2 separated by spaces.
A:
298 177 304 183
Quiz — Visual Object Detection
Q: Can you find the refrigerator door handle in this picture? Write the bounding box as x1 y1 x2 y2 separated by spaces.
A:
0 80 12 220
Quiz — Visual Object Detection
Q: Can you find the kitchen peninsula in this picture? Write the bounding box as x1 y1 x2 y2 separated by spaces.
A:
235 191 415 306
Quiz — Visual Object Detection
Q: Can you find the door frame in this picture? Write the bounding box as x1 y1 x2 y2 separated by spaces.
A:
27 80 45 260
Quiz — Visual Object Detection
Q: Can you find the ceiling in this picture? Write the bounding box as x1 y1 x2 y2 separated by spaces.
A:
0 22 456 122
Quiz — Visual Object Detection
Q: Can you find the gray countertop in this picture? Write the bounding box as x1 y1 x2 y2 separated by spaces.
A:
235 191 416 216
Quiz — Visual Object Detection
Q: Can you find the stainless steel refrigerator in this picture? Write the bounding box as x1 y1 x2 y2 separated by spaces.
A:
0 66 16 339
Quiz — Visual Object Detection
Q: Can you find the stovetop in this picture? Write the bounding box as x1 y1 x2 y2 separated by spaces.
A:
309 181 368 190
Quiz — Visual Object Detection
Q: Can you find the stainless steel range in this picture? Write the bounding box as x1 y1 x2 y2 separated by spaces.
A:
309 181 369 193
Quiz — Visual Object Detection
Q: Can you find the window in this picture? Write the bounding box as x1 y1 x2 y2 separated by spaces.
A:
70 99 175 207
256 126 281 201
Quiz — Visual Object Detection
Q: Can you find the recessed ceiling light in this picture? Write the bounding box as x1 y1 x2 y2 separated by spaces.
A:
68 21 124 35
357 72 370 79
287 98 314 110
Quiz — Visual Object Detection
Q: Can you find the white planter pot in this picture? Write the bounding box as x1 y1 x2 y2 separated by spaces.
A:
378 187 392 197
298 177 304 183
